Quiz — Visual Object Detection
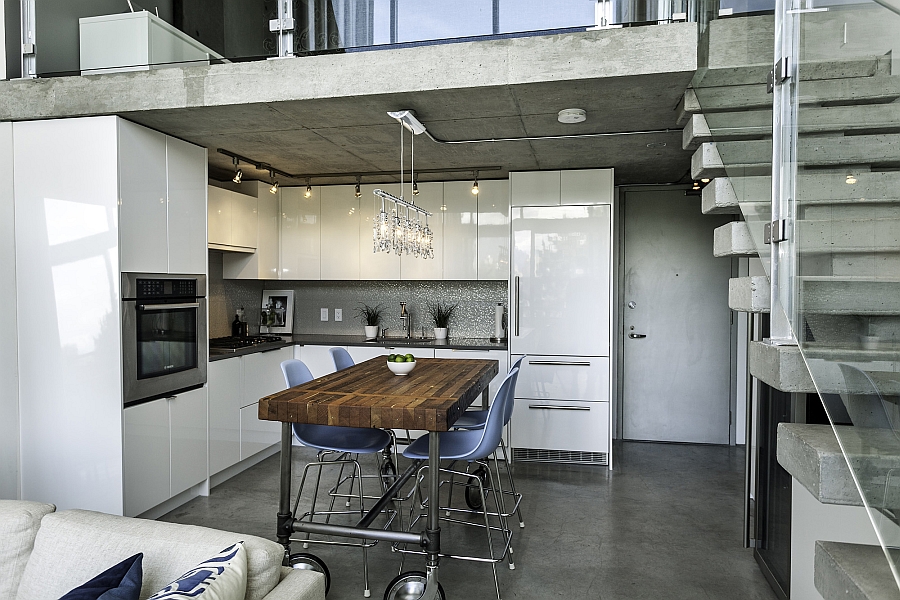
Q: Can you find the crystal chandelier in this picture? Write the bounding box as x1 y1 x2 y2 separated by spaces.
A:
373 111 433 259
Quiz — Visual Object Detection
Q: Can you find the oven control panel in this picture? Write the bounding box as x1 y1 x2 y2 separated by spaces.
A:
136 278 197 298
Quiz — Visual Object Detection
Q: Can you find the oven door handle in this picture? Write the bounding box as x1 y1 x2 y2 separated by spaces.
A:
138 302 201 310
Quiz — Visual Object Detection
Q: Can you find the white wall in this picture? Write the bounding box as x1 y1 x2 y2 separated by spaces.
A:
0 121 18 498
15 116 124 513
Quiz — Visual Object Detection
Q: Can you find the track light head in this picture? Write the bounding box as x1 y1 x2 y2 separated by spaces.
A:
270 181 279 194
233 169 243 184
355 179 362 198
413 180 419 196
387 110 427 135
305 178 312 198
471 171 479 195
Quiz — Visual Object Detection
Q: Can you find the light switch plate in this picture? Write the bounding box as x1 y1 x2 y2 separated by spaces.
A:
335 308 343 322
320 308 328 321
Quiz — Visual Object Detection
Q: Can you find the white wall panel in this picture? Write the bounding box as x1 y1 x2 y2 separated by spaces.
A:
14 116 124 513
166 137 207 275
0 122 18 499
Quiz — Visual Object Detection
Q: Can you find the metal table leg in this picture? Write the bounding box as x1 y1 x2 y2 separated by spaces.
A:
422 431 442 600
482 387 490 410
277 422 294 563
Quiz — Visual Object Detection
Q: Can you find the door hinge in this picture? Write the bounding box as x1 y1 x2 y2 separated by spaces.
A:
764 219 788 244
766 56 790 94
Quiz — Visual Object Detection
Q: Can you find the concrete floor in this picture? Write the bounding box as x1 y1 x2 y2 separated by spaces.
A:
160 441 777 600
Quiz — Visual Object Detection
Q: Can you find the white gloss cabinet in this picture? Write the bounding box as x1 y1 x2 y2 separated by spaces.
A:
118 119 169 273
166 137 208 275
223 182 279 279
400 182 444 280
280 186 321 280
476 180 510 280
360 184 401 279
298 345 340 378
169 387 209 496
509 171 560 207
560 169 614 205
207 184 258 251
511 399 610 454
347 346 435 363
123 399 170 518
240 348 291 459
208 357 242 476
321 186 360 280
442 181 478 280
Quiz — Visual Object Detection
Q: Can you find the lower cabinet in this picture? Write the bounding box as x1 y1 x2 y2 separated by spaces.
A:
347 345 435 363
298 344 340 378
510 399 610 456
123 386 208 517
208 357 242 476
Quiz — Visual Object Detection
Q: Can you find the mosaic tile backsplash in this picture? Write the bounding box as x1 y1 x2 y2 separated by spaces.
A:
209 252 509 338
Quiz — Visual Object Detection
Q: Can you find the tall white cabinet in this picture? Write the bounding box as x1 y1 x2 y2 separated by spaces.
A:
14 116 208 513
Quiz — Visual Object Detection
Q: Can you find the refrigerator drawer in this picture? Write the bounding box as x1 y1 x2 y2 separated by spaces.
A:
511 399 610 454
512 355 609 401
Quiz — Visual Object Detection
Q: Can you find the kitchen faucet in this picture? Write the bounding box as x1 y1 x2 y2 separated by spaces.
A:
399 302 411 339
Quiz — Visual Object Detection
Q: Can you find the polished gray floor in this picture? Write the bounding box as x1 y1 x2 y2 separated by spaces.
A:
160 441 777 600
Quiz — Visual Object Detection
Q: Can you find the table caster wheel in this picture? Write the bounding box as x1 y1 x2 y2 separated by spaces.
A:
381 457 398 486
464 465 488 511
289 553 331 595
383 571 446 600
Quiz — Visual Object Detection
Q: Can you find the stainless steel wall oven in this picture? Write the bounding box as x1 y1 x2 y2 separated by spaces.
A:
121 273 207 405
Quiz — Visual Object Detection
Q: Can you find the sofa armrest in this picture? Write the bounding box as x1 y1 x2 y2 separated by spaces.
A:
260 568 326 600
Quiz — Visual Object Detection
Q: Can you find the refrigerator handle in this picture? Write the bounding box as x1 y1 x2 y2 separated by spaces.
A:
514 276 520 336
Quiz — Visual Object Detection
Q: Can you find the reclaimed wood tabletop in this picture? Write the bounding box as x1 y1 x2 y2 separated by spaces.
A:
258 357 499 432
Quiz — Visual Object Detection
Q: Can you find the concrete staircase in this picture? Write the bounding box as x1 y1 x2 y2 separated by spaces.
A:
689 10 900 599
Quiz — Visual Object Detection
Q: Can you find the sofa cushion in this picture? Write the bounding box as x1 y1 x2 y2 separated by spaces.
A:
148 542 246 600
0 499 56 600
15 510 282 600
59 553 143 600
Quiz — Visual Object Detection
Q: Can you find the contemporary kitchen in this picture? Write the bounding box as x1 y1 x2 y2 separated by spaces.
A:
2 2 896 600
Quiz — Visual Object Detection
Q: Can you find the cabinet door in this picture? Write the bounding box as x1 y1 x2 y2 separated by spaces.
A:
241 348 292 459
281 186 320 280
511 355 609 402
207 185 232 246
442 181 478 280
510 171 560 207
400 182 443 280
118 120 168 273
299 345 339 378
240 403 281 459
510 399 610 454
256 182 280 279
166 137 207 274
123 399 170 517
476 180 509 280
208 358 242 475
170 386 208 496
560 169 614 205
359 184 400 280
321 186 360 280
230 190 259 250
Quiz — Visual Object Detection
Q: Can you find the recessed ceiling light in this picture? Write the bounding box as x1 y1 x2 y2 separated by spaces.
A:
846 174 857 185
558 108 586 124
646 142 667 149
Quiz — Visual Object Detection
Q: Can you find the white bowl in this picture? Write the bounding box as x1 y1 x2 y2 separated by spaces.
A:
387 359 416 376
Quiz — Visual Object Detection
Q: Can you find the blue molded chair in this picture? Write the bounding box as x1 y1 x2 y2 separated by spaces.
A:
398 368 519 600
448 356 525 528
282 359 394 598
330 347 355 371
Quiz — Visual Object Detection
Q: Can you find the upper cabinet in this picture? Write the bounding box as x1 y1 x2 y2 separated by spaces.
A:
223 182 279 280
321 185 360 280
359 183 400 280
118 119 207 275
476 180 509 280
208 185 258 251
442 181 478 280
510 169 614 206
400 182 443 281
281 186 321 280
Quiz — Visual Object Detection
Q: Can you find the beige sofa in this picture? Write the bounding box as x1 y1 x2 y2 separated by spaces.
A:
0 500 325 600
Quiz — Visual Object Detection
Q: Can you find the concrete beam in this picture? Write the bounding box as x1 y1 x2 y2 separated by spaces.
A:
713 220 757 257
728 276 770 313
815 542 898 600
750 341 815 392
0 24 698 121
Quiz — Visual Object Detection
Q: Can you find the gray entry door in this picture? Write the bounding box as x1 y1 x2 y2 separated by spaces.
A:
622 190 733 444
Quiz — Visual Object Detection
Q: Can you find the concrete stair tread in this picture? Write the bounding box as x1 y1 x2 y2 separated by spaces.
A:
815 541 898 600
750 341 814 391
800 277 900 315
691 53 891 89
729 276 770 312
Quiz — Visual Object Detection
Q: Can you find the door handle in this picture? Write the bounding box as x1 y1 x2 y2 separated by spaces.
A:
514 276 520 336
138 302 200 310
528 360 591 366
528 404 591 411
628 333 647 339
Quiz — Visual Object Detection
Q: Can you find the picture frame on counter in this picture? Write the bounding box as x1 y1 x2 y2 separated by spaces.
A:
261 290 294 334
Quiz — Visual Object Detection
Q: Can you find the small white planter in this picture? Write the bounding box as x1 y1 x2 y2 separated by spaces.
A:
434 327 448 340
364 325 379 340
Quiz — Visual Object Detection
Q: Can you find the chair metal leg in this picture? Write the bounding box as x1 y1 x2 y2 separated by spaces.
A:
475 463 502 600
499 441 525 528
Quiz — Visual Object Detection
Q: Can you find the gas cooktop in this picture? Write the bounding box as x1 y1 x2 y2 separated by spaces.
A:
209 335 286 352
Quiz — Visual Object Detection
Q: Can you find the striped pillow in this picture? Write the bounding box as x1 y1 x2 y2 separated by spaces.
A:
148 542 247 600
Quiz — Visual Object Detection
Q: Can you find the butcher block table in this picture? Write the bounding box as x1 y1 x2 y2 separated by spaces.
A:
259 356 499 600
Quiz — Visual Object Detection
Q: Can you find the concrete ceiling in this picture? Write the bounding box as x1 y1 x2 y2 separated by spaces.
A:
124 70 693 186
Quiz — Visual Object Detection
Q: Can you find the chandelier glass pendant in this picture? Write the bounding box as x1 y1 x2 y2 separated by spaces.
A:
373 112 433 259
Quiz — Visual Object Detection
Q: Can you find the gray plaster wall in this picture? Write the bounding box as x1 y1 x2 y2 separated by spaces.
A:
0 121 18 499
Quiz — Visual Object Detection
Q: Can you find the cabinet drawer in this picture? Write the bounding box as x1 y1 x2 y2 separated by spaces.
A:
511 399 609 454
513 355 609 401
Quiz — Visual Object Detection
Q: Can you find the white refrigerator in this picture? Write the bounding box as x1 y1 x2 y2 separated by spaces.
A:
509 204 613 467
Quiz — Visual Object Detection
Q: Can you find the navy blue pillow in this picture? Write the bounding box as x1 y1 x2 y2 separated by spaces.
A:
58 553 143 600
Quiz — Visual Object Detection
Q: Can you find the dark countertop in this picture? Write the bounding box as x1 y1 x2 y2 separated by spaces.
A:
209 334 506 362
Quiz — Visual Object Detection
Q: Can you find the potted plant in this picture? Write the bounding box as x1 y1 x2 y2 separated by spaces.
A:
355 303 385 340
427 301 458 340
